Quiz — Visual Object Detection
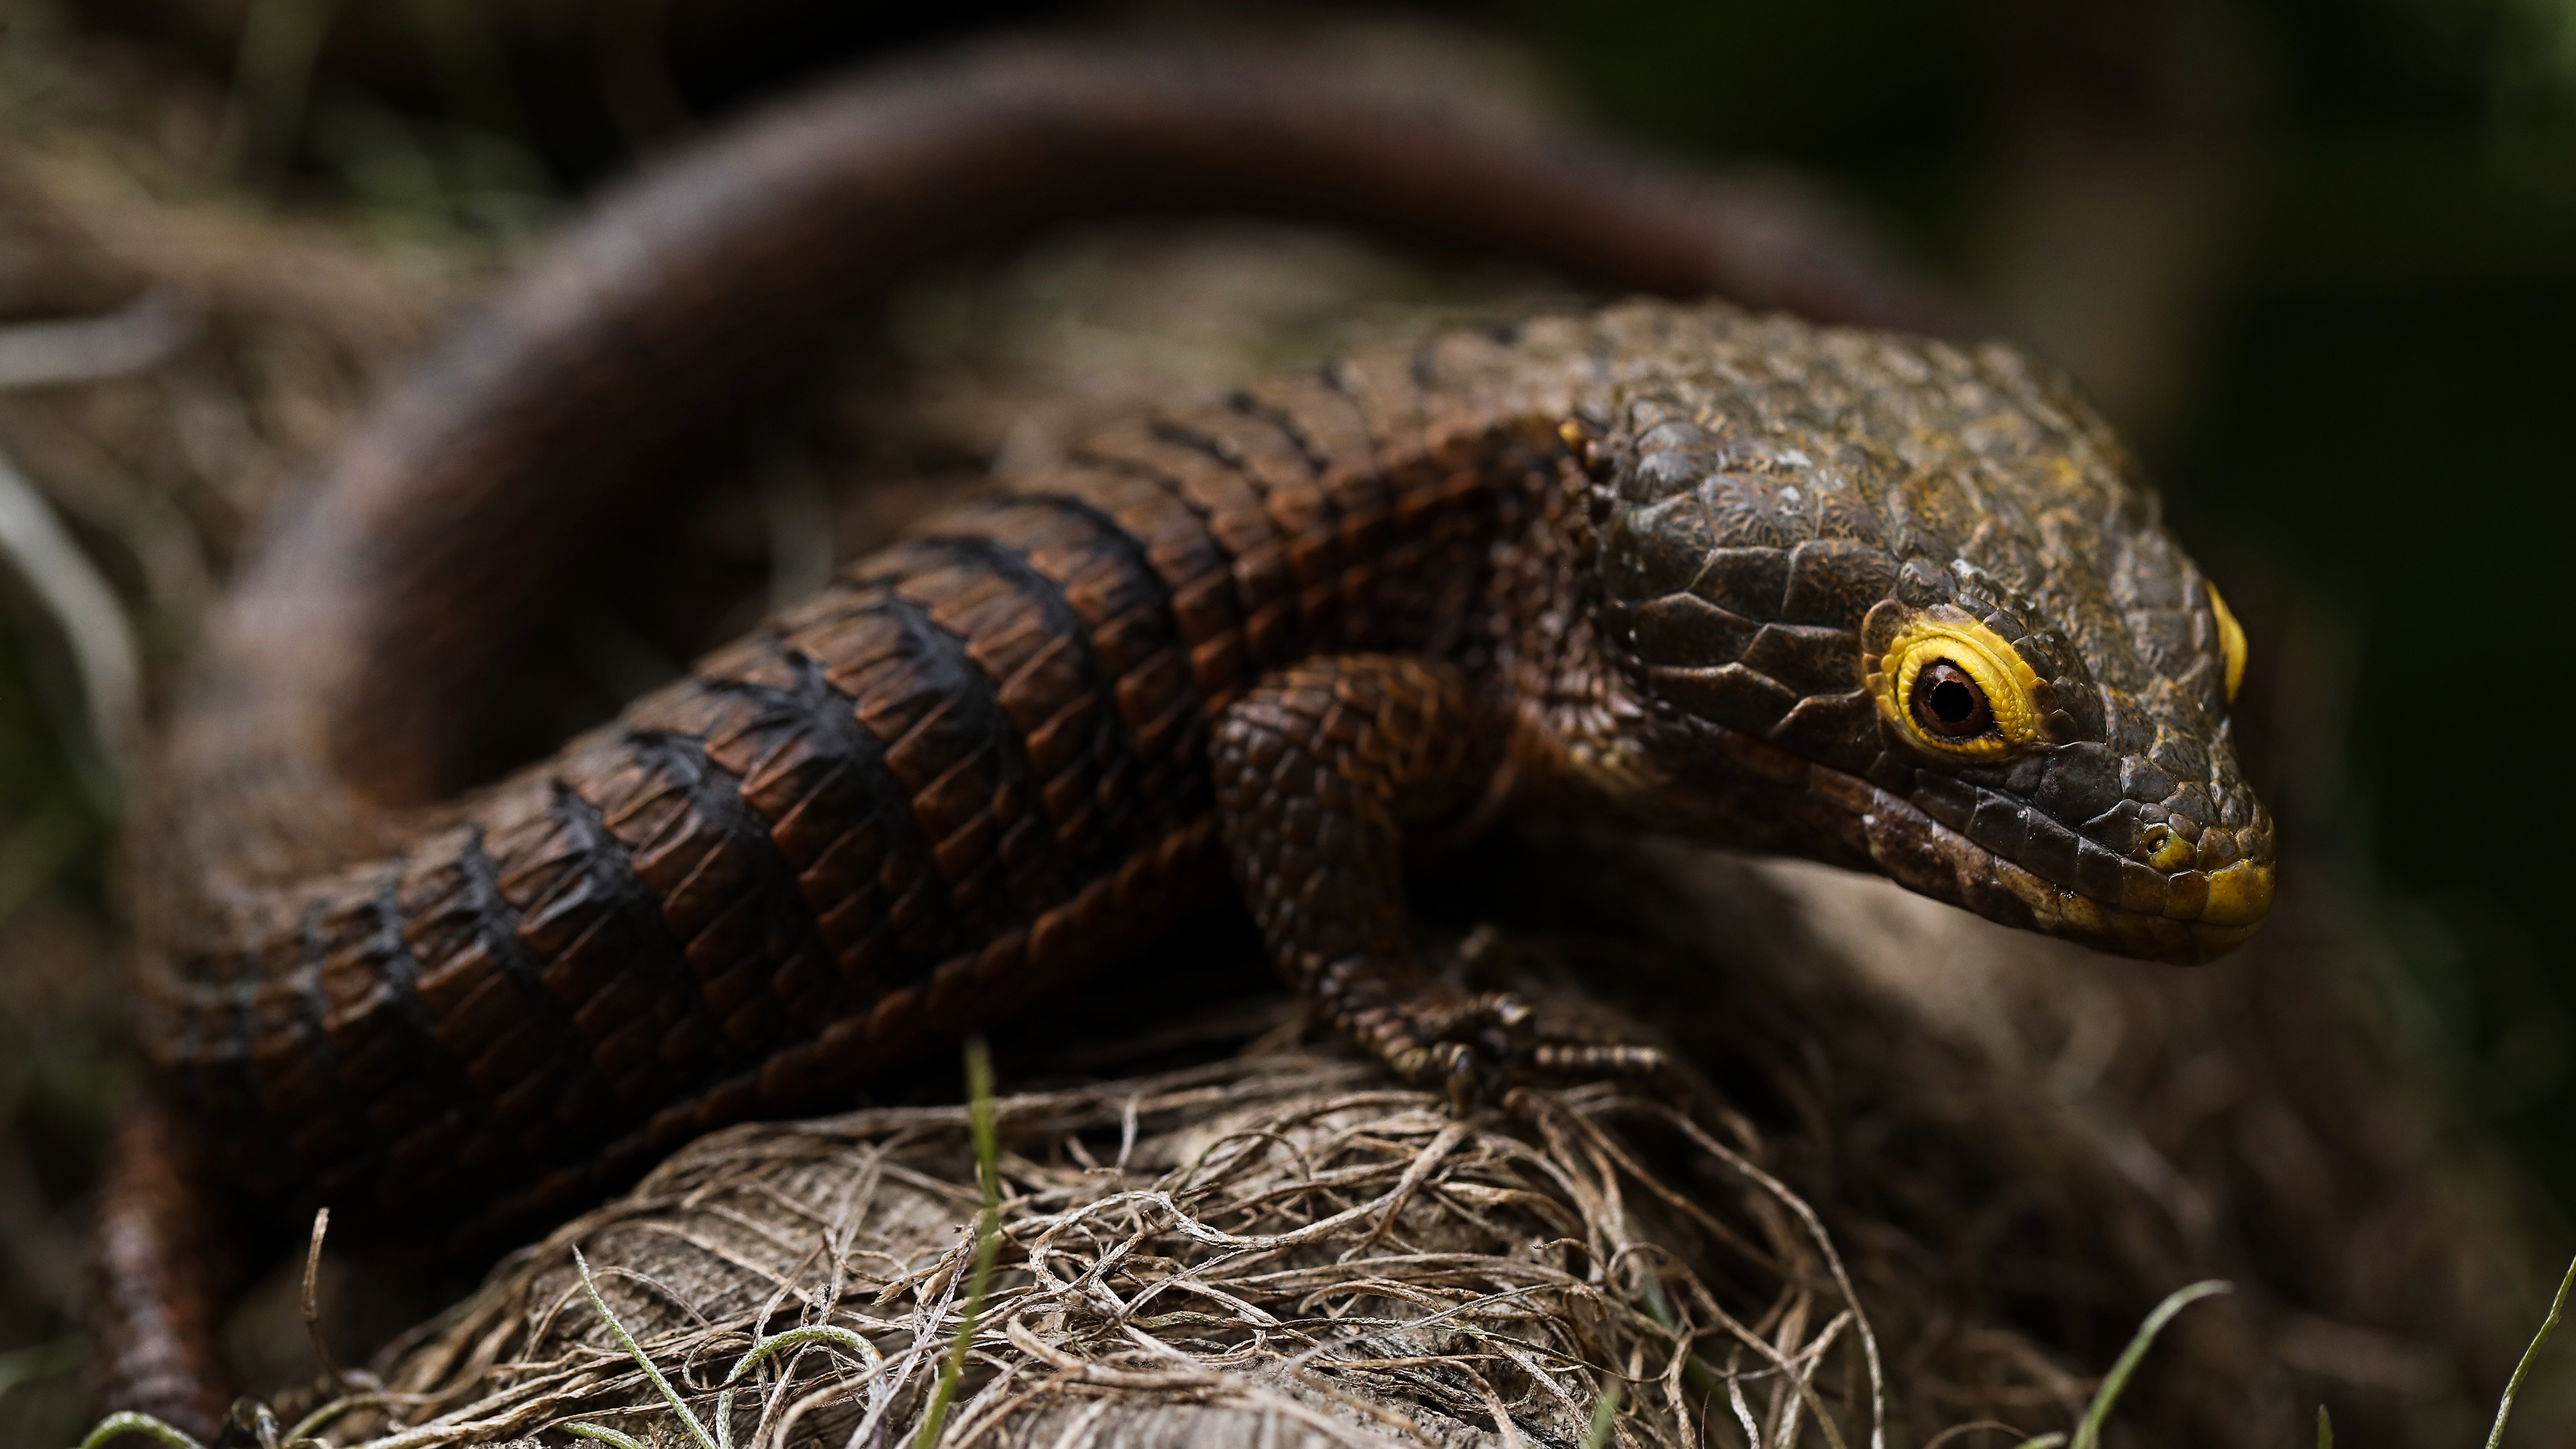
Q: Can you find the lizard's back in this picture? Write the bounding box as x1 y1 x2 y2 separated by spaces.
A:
138 309 1605 1234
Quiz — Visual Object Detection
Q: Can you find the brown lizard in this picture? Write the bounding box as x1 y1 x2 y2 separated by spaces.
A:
99 37 2269 1432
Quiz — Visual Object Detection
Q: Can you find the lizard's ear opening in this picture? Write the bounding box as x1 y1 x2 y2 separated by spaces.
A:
1866 606 2044 760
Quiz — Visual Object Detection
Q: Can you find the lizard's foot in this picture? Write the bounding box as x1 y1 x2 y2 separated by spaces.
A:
1354 936 1672 1109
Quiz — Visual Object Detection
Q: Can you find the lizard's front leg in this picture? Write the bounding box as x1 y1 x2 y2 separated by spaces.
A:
1211 653 1660 1098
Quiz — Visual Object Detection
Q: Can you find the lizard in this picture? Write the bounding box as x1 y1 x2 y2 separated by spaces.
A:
95 36 2271 1434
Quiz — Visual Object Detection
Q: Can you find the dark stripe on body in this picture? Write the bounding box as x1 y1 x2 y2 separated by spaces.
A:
364 869 496 1139
544 776 756 1089
1006 491 1186 631
1003 488 1216 823
880 574 1075 925
453 824 627 1147
714 629 977 995
771 641 970 981
903 527 1146 874
619 722 844 1053
1226 391 1332 476
803 580 1055 987
278 896 367 1189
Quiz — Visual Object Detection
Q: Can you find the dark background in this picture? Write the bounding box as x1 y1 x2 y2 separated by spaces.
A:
1 0 2571 1417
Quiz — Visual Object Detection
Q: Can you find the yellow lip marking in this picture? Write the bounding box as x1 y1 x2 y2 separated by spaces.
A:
2198 859 2273 927
1867 606 2045 759
2208 581 2247 704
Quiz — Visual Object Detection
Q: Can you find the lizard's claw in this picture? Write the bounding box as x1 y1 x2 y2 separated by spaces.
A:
1377 983 1669 1106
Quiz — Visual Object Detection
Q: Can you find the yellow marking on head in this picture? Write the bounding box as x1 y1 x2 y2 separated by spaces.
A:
1867 606 2045 759
2208 581 2247 704
2140 822 2194 873
2198 859 2273 928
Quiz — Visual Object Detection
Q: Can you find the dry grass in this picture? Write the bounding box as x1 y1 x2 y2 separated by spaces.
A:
314 1052 1898 1449
59 1016 2573 1446
90 996 2555 1449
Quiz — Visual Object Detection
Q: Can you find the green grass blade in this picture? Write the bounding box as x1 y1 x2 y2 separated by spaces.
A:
2317 1403 2331 1448
574 1246 717 1449
913 1036 1003 1449
716 1324 885 1448
73 1412 205 1449
285 1391 391 1444
2487 1254 2576 1449
559 1424 652 1449
724 1324 883 1385
2070 1280 2230 1449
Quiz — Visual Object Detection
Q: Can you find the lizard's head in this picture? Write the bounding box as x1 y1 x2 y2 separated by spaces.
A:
1575 305 2271 963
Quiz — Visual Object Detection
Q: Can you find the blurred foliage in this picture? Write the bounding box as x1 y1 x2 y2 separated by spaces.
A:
0 596 105 925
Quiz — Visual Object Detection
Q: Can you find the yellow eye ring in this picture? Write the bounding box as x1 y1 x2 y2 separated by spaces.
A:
1866 607 2045 759
2208 581 2247 704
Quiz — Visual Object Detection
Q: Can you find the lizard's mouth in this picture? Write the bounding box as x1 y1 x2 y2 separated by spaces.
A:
1843 773 2271 964
1675 727 2271 965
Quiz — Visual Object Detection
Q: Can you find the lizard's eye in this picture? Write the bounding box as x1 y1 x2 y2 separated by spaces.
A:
1911 661 1992 739
1868 606 2045 759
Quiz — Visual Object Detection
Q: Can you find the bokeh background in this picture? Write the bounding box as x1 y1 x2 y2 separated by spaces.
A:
1 0 2572 1441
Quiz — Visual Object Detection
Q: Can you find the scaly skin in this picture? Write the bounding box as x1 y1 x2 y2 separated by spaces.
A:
134 301 2271 1232
99 38 2267 1434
